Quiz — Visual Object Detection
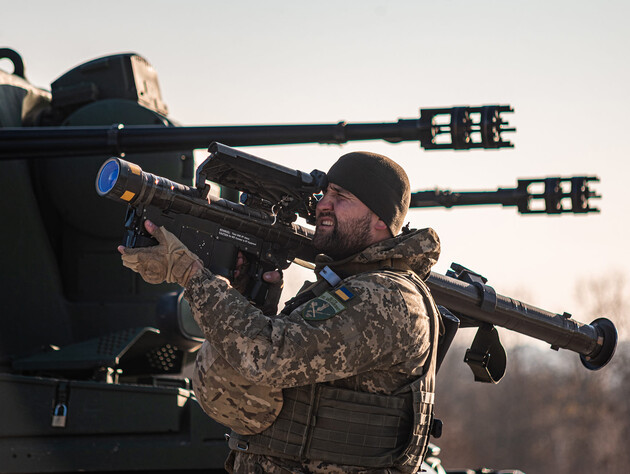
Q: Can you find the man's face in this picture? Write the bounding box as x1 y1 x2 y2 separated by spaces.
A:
313 183 379 259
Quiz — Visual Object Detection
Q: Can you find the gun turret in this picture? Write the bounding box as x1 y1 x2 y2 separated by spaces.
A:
0 48 599 474
0 105 514 160
410 176 600 214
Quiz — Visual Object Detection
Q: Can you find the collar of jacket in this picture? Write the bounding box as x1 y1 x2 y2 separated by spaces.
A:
313 227 440 281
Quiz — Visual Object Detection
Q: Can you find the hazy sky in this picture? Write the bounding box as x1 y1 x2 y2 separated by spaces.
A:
3 0 629 337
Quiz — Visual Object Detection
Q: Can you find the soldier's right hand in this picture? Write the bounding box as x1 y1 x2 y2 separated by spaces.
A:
118 220 203 287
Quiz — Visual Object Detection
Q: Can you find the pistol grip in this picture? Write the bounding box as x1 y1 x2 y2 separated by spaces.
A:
123 207 158 248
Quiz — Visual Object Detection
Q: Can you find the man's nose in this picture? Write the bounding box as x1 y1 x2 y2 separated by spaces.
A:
316 193 333 212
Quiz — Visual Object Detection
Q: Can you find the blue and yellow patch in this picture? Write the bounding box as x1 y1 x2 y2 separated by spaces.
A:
334 286 354 302
302 286 355 321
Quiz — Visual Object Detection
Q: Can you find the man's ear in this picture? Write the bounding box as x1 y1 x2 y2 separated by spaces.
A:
374 219 388 231
370 214 392 239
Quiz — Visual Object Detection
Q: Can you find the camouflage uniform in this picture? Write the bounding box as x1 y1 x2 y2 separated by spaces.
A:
185 228 441 474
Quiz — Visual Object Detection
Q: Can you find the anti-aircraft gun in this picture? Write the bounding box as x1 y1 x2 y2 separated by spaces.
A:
0 48 611 474
0 48 521 473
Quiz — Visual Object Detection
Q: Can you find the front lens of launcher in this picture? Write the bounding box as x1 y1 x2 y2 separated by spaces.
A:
96 159 120 196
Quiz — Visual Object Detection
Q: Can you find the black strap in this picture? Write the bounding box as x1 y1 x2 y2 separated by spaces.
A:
281 278 332 314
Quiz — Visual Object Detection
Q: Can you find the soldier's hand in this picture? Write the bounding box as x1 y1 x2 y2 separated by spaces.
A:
233 251 283 315
261 271 284 316
262 270 282 284
232 251 250 294
233 252 282 289
118 220 203 286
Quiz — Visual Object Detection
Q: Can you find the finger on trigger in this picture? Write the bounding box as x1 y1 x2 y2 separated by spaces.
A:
144 219 156 232
146 221 166 244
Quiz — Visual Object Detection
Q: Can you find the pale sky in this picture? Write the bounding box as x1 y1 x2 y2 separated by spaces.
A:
3 0 629 339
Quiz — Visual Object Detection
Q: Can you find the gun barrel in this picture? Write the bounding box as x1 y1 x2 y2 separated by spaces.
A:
0 105 514 160
410 176 601 214
426 271 617 370
410 189 524 209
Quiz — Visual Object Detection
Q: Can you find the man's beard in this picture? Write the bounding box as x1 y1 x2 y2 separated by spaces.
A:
313 212 374 260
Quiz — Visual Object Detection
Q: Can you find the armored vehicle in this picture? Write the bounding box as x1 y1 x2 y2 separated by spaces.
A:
0 49 614 474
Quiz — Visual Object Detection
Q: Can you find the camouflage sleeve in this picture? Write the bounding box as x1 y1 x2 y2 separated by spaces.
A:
184 270 430 388
192 341 283 435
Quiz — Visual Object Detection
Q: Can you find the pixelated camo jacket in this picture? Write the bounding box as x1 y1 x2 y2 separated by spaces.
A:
185 228 440 471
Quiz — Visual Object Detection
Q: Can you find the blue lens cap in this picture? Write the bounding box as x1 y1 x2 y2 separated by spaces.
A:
97 160 120 195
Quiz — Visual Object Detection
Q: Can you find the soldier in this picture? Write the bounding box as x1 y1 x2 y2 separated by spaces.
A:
119 151 442 473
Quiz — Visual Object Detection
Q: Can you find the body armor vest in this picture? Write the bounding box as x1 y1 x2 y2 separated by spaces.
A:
228 270 440 472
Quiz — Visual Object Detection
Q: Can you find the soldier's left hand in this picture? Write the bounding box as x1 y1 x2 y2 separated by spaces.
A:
118 220 203 286
233 251 283 315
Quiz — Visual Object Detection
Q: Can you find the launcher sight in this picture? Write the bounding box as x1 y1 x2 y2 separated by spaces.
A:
196 142 327 225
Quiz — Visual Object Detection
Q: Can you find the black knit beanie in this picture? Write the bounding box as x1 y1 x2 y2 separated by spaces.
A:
326 151 410 236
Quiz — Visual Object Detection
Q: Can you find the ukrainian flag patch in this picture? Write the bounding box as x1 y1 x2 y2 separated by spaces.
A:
301 285 356 321
334 286 354 302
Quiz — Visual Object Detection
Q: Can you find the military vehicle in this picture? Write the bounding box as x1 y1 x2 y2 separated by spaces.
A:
0 48 613 474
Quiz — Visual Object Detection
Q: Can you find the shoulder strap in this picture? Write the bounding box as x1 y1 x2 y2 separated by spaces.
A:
280 266 342 315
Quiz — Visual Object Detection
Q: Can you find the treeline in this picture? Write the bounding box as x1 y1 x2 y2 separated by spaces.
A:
434 339 630 473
